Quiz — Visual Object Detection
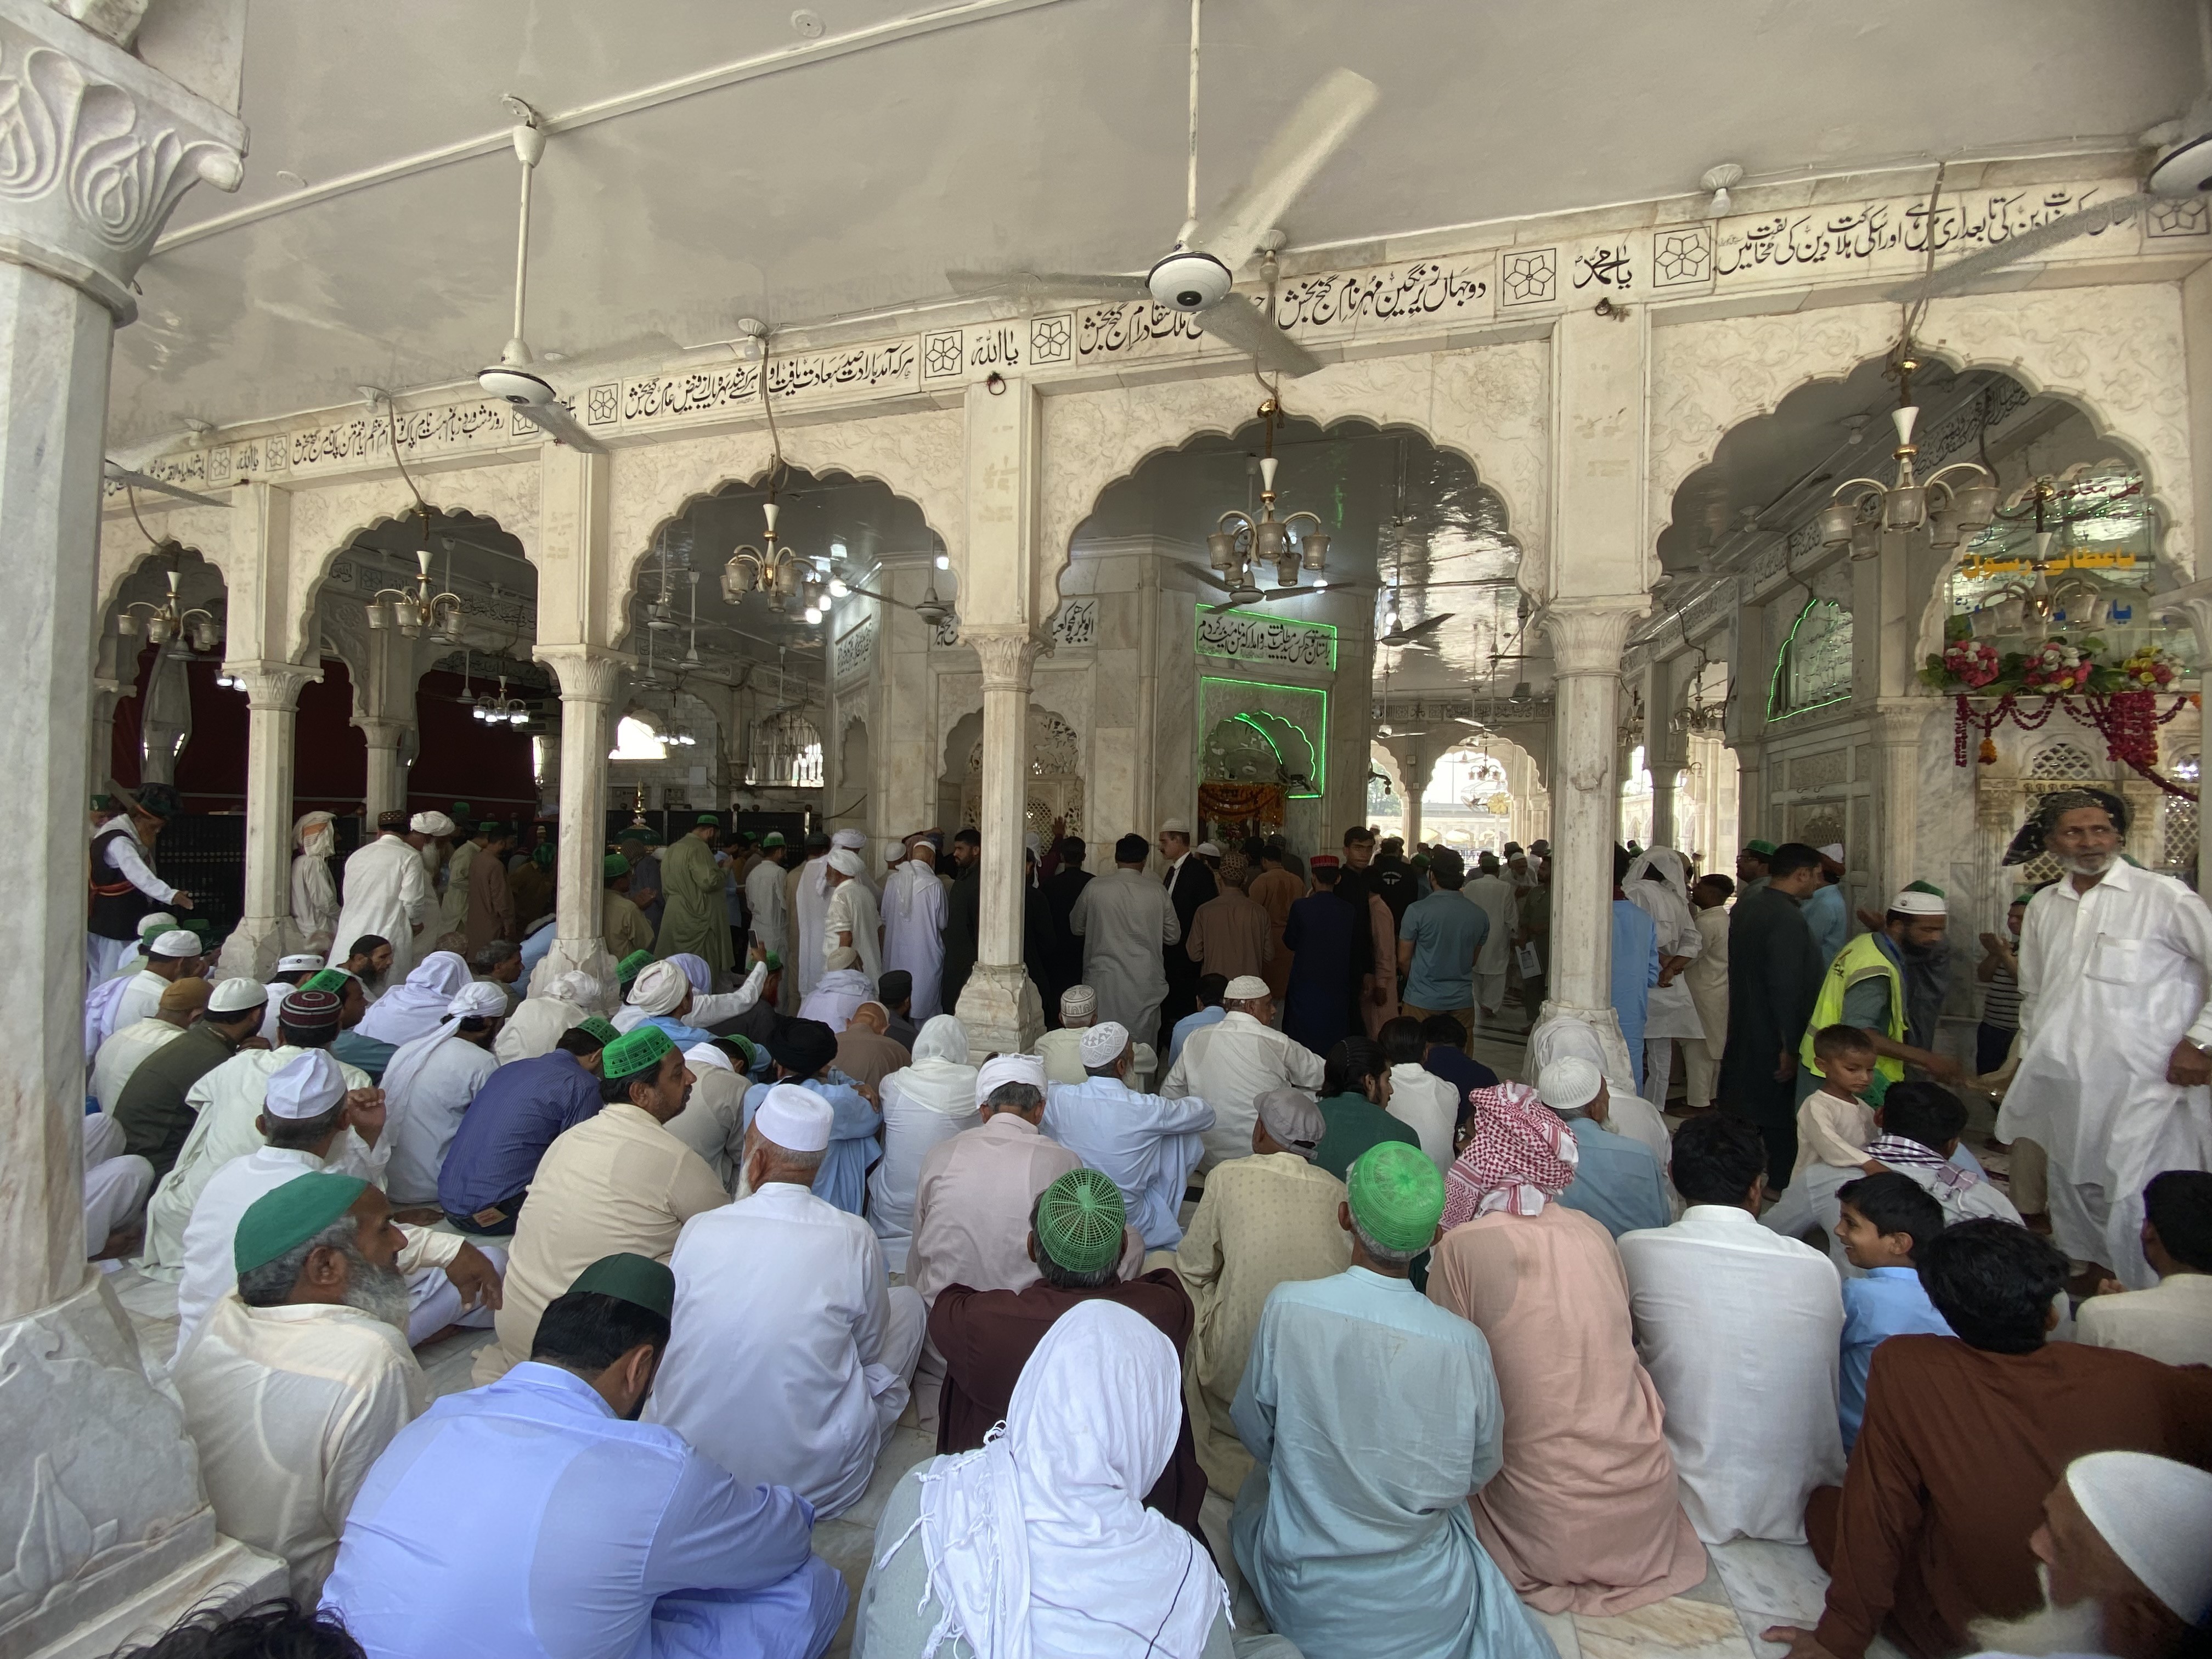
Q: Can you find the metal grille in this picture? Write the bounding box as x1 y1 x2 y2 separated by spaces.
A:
2165 757 2199 873
2025 742 2097 781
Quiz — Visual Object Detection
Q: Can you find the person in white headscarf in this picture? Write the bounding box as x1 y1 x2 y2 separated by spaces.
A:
856 1299 1249 1659
794 831 864 1003
291 812 340 949
798 945 876 1031
379 981 507 1205
823 846 884 984
326 812 437 980
664 1040 754 1191
491 992 585 1066
1622 847 1704 1108
352 952 472 1051
883 835 947 1020
611 951 769 1035
1528 1012 1672 1177
867 1014 981 1272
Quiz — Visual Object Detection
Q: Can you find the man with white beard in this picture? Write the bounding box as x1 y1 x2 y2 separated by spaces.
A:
882 834 947 1019
1965 1452 2212 1659
2000 789 2212 1284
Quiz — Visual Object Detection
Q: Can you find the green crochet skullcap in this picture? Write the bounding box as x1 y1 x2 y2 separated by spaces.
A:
602 1023 674 1081
1035 1167 1126 1274
1904 879 1946 899
1346 1141 1445 1252
1745 839 1778 857
695 814 720 827
577 1015 620 1045
723 1032 757 1069
566 1252 675 1320
617 949 653 985
303 968 350 994
604 853 631 881
234 1172 368 1274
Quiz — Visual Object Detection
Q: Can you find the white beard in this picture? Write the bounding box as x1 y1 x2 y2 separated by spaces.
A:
2055 851 2115 878
1968 1565 2109 1657
343 1259 414 1334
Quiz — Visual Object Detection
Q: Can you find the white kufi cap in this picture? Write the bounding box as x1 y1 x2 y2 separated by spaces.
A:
754 1082 833 1153
1224 975 1270 1001
263 1048 345 1121
2066 1451 2212 1622
684 1041 734 1075
276 953 324 974
1538 1056 1603 1113
207 977 268 1013
1888 885 1948 916
150 929 204 960
1078 1020 1129 1068
1160 818 1192 836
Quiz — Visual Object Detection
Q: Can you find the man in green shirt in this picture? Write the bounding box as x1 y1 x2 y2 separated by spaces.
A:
1310 1036 1420 1181
112 992 268 1174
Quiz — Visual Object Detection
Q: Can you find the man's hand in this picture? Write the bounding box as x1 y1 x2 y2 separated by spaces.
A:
342 1087 387 1144
748 940 766 965
239 1035 271 1051
443 1243 504 1314
1921 1051 1966 1085
411 921 425 935
1855 905 1884 933
2090 1276 2126 1297
1762 1626 1842 1659
631 886 659 910
2168 1037 2212 1088
170 892 195 910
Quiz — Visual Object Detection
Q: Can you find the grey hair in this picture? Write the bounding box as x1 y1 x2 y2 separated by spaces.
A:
236 1217 357 1307
983 1082 1045 1114
472 939 518 973
1348 1211 1423 1271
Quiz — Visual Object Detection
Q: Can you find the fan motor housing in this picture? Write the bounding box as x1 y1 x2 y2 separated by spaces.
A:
478 365 556 407
2150 129 2212 198
1148 249 1233 313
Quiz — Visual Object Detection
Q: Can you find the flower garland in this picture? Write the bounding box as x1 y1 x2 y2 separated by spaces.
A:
1951 691 2200 800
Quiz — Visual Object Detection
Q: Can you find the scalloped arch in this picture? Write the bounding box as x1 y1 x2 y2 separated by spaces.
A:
97 505 235 620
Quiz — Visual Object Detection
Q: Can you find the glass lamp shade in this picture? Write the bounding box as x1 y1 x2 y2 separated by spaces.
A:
1849 515 1883 561
1926 510 1961 551
395 612 421 639
1817 500 1857 549
774 560 802 599
189 620 220 653
364 601 387 631
1883 484 1926 532
1252 521 1286 561
1301 531 1329 571
145 617 171 645
115 611 142 638
1207 531 1238 572
1275 556 1301 588
1949 482 1997 531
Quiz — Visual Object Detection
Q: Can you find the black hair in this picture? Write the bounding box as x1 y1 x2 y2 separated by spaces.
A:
1670 1113 1769 1205
1917 1218 2065 1353
1242 837 1267 861
1322 1035 1385 1098
1059 836 1086 866
1695 872 1736 898
1195 973 1228 1009
457 1015 496 1035
597 1049 676 1105
345 935 389 960
1311 863 1340 886
1378 1015 1426 1066
1430 852 1466 889
2144 1169 2212 1272
1613 844 1634 886
111 1599 365 1659
263 1101 348 1152
1027 1189 1118 1290
556 1026 607 1057
276 1019 337 1051
531 1288 672 1373
208 1005 269 1035
953 826 981 847
1838 1172 1946 1263
1768 842 1825 879
1262 838 1286 862
1420 1013 1466 1048
1812 1023 1876 1064
1343 824 1375 847
1878 1081 1968 1150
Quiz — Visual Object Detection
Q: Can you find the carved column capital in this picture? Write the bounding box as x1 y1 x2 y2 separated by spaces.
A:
968 627 1038 692
537 646 627 706
353 715 409 748
1537 601 1641 678
0 0 246 320
225 660 315 712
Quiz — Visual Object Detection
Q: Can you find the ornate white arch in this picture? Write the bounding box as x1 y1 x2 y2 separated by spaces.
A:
97 504 235 618
1650 286 2193 575
1039 341 1550 607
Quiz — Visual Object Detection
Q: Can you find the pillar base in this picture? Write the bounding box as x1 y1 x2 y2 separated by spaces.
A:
955 963 1044 1057
1533 999 1636 1093
212 916 308 984
0 1276 286 1657
530 936 619 1015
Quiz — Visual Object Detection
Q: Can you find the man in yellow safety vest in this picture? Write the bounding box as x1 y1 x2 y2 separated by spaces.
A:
1798 883 1966 1104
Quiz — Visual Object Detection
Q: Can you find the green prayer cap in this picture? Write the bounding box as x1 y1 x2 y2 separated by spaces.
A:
1904 879 1946 898
619 826 660 847
602 1024 674 1081
567 1252 675 1320
477 820 502 835
761 831 786 848
1745 839 1778 857
724 1032 757 1069
695 814 720 828
763 951 783 972
604 853 631 881
533 843 555 868
452 802 471 816
139 917 171 941
303 968 351 994
1346 1142 1444 1253
233 1172 368 1274
1034 1167 1126 1274
617 949 653 985
91 793 114 811
577 1015 620 1045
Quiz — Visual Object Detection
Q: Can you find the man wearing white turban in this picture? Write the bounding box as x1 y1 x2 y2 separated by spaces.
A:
328 812 436 980
866 1015 979 1272
291 812 340 949
823 844 883 984
381 981 509 1205
882 835 947 1020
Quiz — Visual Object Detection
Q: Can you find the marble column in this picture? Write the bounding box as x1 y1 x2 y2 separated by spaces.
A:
1537 602 1640 1068
356 715 410 822
217 662 316 979
532 646 622 1006
2156 583 2212 895
0 3 285 1651
958 628 1044 1053
1870 698 1927 905
1402 742 1426 846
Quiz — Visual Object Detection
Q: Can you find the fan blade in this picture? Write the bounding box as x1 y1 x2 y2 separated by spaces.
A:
944 269 1152 305
1900 193 2153 300
843 582 928 617
1193 569 1240 594
1206 597 1254 614
1192 67 1379 274
1397 612 1454 637
514 400 608 454
104 461 230 509
1197 294 1322 376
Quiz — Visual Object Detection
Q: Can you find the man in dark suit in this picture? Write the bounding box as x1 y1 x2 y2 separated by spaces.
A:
1158 817 1217 1049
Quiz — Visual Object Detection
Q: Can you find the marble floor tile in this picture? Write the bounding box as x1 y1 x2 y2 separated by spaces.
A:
1531 1605 1583 1659
1708 1538 1830 1624
1677 1552 1733 1606
811 1515 880 1659
1740 1609 1795 1657
842 1425 936 1530
1575 1594 1756 1659
110 1267 181 1321
415 1329 495 1400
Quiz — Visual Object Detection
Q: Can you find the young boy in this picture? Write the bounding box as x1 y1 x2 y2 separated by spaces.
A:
1762 1024 1881 1262
1833 1171 1952 1450
1866 1081 2021 1226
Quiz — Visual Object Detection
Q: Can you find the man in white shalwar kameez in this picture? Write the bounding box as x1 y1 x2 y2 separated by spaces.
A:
1160 977 1325 1170
106 928 206 1044
1624 847 1705 1105
91 979 201 1113
326 812 435 980
822 847 883 984
743 833 790 959
1068 833 1180 1048
1464 857 1520 1018
2001 790 2212 1286
1042 1022 1211 1250
792 832 857 1005
881 836 947 1020
377 980 507 1205
291 811 340 949
646 1085 924 1520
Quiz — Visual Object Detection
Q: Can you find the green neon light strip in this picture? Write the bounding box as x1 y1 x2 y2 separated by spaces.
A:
1199 676 1328 792
1767 598 1851 723
1195 609 1339 673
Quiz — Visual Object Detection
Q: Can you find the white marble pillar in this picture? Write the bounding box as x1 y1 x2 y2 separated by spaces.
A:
958 628 1044 1052
1870 698 1926 904
356 715 410 822
217 662 315 979
533 646 620 1005
1402 742 1427 846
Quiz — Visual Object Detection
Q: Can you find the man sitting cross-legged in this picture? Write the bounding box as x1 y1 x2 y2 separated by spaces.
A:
1538 1055 1670 1239
931 1167 1207 1537
1231 1141 1554 1659
1159 974 1325 1171
323 1254 847 1659
175 1173 430 1602
1042 1019 1213 1250
435 1019 615 1235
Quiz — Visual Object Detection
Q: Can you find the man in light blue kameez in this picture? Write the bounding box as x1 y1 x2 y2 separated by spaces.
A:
1231 1142 1556 1659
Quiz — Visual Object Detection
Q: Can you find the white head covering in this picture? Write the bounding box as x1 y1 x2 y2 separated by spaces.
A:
1058 985 1096 1024
888 1013 981 1121
1889 886 1947 915
662 953 713 995
825 944 859 970
208 977 267 1013
827 848 865 878
755 1082 833 1153
1818 842 1845 865
354 951 471 1045
830 828 867 851
1528 1012 1637 1108
294 810 336 857
540 968 601 1007
275 953 324 975
1223 975 1269 1002
1623 845 1691 909
1160 817 1192 837
685 1040 735 1075
1194 841 1221 858
977 1053 1048 1107
448 981 509 1019
409 810 455 837
1079 1022 1129 1068
2066 1451 2212 1622
628 960 691 1017
264 1049 345 1121
493 997 583 1065
1537 1056 1603 1114
150 929 204 961
907 1299 1224 1659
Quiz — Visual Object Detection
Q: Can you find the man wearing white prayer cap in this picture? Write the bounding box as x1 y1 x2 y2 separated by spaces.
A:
648 1081 926 1519
1965 1452 2212 1659
1034 980 1160 1088
257 952 331 1043
1538 1053 1669 1238
1160 970 1325 1170
326 811 435 982
1803 842 1850 967
823 842 883 984
1797 878 1963 1105
379 980 508 1205
1041 1020 1214 1250
106 927 210 1039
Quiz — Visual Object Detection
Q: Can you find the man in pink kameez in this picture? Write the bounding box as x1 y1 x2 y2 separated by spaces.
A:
1427 1082 1708 1614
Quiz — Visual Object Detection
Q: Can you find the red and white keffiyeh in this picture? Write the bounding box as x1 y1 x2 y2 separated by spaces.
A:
1444 1082 1579 1228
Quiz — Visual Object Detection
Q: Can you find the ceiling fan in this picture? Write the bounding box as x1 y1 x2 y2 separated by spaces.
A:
1377 611 1453 650
1197 568 1364 613
103 460 229 510
945 3 1376 377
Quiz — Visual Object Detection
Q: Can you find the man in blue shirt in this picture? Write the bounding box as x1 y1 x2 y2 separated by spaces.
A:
321 1252 846 1659
1396 848 1488 1031
437 1022 614 1234
1537 1056 1669 1238
1166 972 1228 1067
1833 1171 1953 1450
740 1017 881 1217
1611 845 1661 1094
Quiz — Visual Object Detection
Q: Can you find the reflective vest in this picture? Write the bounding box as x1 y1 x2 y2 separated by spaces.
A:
1799 931 1905 1085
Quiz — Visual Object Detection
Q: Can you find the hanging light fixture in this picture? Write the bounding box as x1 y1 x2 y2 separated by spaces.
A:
116 565 222 653
366 511 465 640
1817 346 1999 560
722 495 812 614
1207 398 1330 591
473 674 530 725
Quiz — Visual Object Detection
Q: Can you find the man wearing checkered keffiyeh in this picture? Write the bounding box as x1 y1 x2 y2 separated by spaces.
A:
1444 1082 1579 1228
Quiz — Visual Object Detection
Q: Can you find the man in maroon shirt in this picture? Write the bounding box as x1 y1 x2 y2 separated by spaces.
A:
928 1166 1207 1537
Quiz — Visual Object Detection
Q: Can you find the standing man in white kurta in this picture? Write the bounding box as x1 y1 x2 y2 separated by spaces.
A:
1068 833 1181 1048
744 832 790 960
291 811 341 949
647 1084 924 1520
823 847 883 984
1463 856 1519 1020
1624 848 1706 1106
2001 789 2212 1286
882 835 947 1019
327 811 435 980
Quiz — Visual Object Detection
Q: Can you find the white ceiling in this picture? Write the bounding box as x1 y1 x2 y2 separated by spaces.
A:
112 0 2200 447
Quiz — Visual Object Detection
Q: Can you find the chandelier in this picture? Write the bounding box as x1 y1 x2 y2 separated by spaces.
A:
116 567 220 653
1818 348 1998 560
1207 399 1331 591
473 675 531 726
366 545 465 641
721 498 827 623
